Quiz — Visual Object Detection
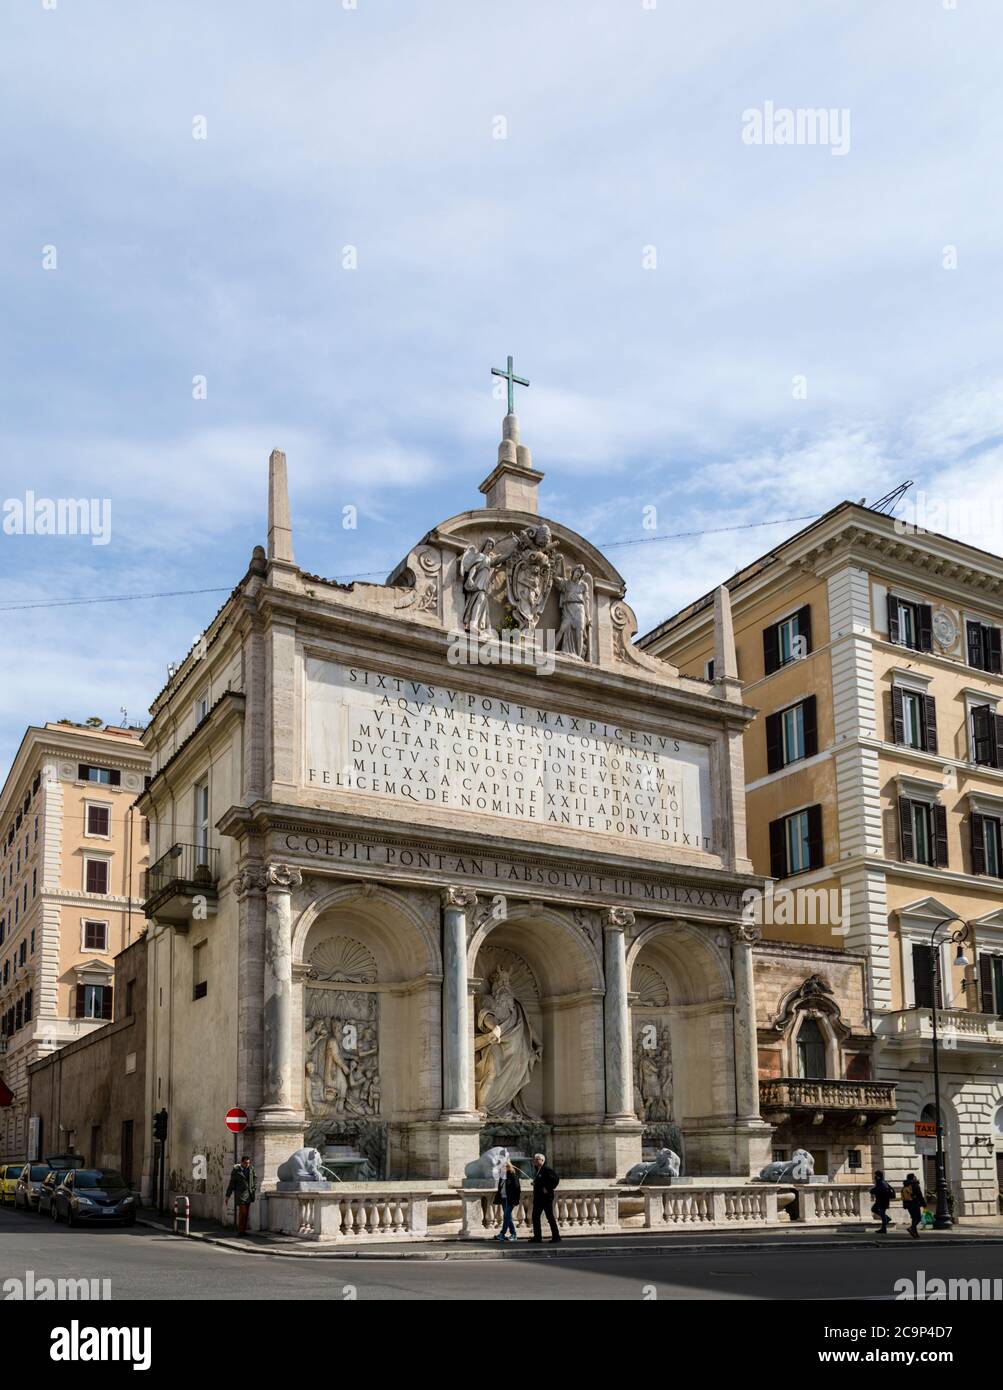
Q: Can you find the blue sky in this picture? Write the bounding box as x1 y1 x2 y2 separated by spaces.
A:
2 0 1002 777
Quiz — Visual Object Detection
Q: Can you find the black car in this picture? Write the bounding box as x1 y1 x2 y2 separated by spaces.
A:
49 1169 137 1226
14 1163 52 1212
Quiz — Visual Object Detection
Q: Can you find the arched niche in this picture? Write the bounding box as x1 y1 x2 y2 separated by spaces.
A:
291 883 442 1175
469 905 604 1129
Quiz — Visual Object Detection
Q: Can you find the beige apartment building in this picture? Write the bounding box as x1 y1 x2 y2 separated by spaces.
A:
0 721 150 1161
642 502 1003 1215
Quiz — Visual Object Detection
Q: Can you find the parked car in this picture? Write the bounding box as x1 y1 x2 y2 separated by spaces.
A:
0 1162 25 1204
15 1162 52 1211
36 1171 61 1218
49 1168 137 1227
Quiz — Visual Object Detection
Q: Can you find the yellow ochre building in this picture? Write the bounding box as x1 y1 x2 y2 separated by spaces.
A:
642 500 1003 1216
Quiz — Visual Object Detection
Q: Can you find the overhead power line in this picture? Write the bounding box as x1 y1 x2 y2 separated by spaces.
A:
0 511 822 613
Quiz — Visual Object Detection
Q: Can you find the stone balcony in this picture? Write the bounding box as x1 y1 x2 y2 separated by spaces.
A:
143 842 220 928
879 1007 1003 1063
759 1077 897 1126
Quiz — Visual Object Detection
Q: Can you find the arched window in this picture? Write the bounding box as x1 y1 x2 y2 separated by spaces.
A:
796 1016 826 1079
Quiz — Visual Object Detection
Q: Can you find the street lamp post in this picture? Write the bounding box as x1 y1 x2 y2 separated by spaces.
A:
927 916 971 1231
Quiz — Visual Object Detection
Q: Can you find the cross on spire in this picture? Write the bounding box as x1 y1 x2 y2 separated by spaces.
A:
491 354 530 416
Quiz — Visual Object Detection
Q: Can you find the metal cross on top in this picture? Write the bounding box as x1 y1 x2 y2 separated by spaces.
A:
491 355 530 416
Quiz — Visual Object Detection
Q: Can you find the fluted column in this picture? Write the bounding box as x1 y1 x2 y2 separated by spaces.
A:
603 907 635 1118
441 886 478 1115
261 863 303 1113
731 923 762 1121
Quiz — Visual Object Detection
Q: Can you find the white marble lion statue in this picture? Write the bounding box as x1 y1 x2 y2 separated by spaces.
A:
276 1146 328 1184
463 1146 510 1185
624 1147 681 1184
757 1147 815 1183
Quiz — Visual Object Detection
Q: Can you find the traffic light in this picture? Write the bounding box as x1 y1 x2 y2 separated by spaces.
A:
153 1109 168 1142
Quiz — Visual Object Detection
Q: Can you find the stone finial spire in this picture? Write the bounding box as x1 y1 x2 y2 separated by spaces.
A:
267 448 295 564
479 414 544 513
713 584 739 681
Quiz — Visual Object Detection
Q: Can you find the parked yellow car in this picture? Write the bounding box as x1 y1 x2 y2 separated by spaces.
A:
0 1163 25 1204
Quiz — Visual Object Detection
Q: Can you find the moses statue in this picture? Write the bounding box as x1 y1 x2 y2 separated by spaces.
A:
473 967 541 1119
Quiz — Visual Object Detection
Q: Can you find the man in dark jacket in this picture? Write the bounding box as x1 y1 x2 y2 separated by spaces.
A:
529 1153 561 1243
902 1172 927 1238
870 1170 894 1233
225 1155 256 1234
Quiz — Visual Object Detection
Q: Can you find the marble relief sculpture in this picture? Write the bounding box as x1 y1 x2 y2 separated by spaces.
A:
473 967 542 1119
505 523 560 631
634 1023 673 1123
305 1005 380 1119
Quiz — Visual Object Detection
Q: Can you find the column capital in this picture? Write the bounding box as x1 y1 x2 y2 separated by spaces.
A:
441 885 478 910
235 865 270 898
266 863 303 892
731 922 762 946
602 906 635 932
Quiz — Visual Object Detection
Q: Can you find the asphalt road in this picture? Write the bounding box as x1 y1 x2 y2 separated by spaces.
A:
1 1204 1001 1300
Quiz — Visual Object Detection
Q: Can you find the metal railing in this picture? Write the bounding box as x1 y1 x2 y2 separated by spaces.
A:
144 843 219 902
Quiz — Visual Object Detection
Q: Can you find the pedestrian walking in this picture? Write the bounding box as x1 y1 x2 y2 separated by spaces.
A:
870 1169 894 1234
494 1161 522 1242
901 1171 926 1238
225 1154 256 1234
528 1152 561 1243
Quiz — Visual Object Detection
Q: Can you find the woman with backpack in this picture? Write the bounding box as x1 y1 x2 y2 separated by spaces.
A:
901 1172 927 1238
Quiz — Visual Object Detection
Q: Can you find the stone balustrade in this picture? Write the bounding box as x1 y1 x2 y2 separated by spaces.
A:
759 1077 896 1114
265 1181 871 1242
267 1191 428 1242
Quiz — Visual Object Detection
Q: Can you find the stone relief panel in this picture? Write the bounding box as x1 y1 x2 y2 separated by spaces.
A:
633 1018 673 1123
303 934 381 1120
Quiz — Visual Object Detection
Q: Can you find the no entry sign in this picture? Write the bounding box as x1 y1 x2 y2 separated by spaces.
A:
225 1108 248 1133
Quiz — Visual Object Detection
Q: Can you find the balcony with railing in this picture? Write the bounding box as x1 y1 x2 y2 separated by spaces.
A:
759 1077 897 1125
879 1007 1003 1059
143 842 220 927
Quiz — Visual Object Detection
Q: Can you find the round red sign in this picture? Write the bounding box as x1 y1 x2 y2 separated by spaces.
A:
225 1107 248 1133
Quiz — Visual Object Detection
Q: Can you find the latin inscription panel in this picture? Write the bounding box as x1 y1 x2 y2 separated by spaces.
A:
304 660 713 850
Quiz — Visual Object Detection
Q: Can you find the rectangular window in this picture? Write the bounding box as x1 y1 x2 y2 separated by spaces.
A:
75 984 113 1020
912 943 942 1009
887 594 933 652
193 942 208 1001
769 805 823 877
763 606 813 676
194 781 210 864
194 694 210 726
83 921 108 951
890 686 937 753
972 814 1003 878
78 765 121 786
899 798 948 868
971 704 1003 767
125 979 135 1015
967 619 1003 674
84 859 110 895
765 696 818 773
85 804 111 837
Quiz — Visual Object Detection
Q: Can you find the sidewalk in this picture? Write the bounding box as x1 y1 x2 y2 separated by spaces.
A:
138 1211 1003 1260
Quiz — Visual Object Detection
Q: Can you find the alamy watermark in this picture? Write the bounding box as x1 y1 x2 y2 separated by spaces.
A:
3 1268 111 1300
447 627 556 676
742 884 849 934
2 492 111 545
893 490 1003 542
894 1268 1002 1300
742 101 851 157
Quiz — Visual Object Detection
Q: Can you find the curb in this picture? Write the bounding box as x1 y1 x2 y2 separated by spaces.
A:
136 1218 1003 1261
